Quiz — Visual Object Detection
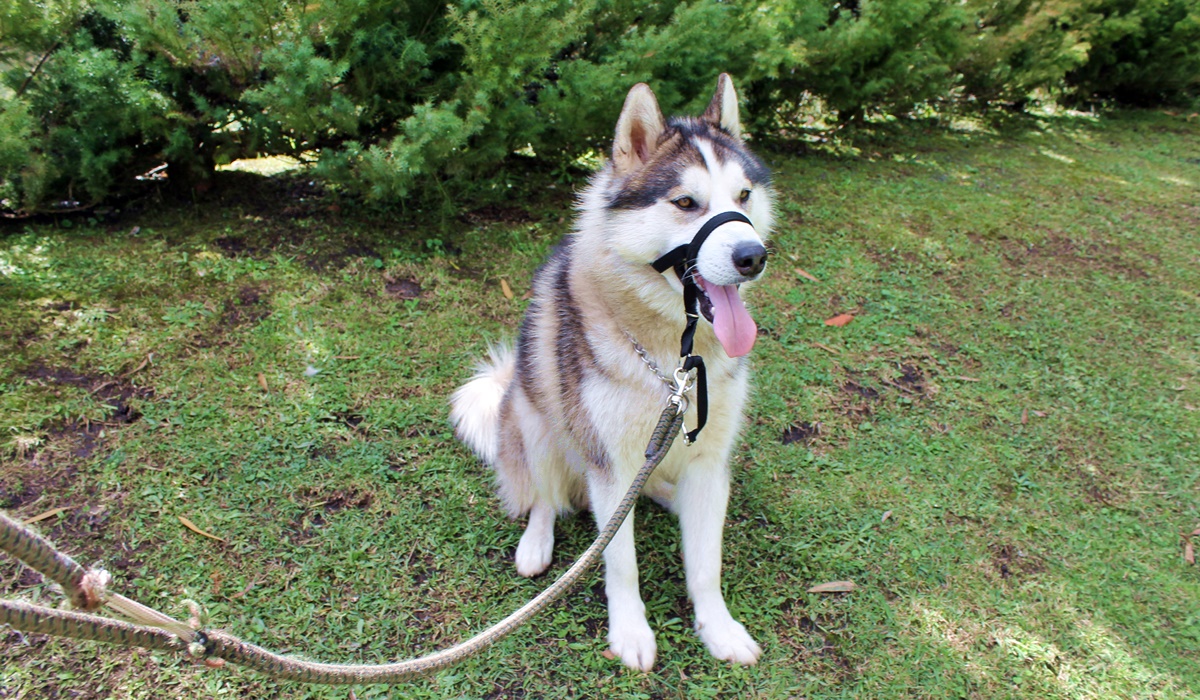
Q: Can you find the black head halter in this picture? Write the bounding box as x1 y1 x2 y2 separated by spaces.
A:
650 210 754 443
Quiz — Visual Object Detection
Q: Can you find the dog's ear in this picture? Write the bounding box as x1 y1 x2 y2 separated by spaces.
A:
702 73 742 140
613 83 666 175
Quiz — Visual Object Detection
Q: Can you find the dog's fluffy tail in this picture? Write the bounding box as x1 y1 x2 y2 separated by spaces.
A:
450 344 515 466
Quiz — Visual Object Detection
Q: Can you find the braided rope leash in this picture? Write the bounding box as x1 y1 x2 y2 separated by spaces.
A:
0 405 684 684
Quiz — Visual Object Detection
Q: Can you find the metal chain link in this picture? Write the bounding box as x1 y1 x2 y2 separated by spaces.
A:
623 330 676 389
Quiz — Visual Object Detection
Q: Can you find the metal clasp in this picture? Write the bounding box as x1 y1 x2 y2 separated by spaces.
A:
672 366 694 398
669 363 694 424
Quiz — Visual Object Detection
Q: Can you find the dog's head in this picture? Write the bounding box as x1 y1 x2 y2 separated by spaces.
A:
603 74 773 357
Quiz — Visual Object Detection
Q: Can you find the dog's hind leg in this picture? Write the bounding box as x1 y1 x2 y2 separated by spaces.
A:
502 391 579 577
674 459 762 665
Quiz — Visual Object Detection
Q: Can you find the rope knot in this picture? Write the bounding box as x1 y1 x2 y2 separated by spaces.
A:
187 630 209 658
73 566 111 611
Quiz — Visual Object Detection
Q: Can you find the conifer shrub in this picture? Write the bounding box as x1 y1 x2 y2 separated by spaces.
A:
1066 0 1200 105
1 0 1197 216
763 0 973 124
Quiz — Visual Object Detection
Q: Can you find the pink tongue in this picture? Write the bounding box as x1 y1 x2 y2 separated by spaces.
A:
698 278 757 357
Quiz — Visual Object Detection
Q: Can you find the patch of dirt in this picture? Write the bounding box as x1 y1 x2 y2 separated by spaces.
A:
213 235 259 258
205 172 332 221
385 278 423 299
446 264 485 280
4 363 152 509
295 487 374 514
305 244 382 272
782 421 821 446
777 611 856 678
318 410 364 430
844 377 883 401
891 362 927 394
990 543 1045 580
218 285 271 328
756 324 781 341
994 233 1149 280
841 379 881 400
826 359 941 428
0 457 78 512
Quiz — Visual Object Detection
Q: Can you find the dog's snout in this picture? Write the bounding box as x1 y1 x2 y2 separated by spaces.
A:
732 242 767 277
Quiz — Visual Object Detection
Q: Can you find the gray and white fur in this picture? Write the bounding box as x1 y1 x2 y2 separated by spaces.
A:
451 74 772 671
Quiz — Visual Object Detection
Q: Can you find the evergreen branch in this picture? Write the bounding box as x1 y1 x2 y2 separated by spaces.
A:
16 41 60 98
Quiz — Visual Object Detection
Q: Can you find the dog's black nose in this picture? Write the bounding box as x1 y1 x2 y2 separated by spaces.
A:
731 242 767 277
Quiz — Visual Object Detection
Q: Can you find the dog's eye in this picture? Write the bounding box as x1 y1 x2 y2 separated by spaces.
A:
739 188 752 203
672 196 696 210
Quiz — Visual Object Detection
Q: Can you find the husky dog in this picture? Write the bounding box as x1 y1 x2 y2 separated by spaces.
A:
451 74 772 671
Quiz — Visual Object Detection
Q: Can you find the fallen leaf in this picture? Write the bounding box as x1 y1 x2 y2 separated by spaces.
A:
1021 408 1028 424
229 577 260 600
796 268 820 283
824 313 854 327
122 354 152 378
953 376 981 382
24 505 77 524
178 515 226 543
811 342 841 355
500 278 514 300
1031 410 1046 418
808 580 857 593
881 510 892 523
1183 528 1199 565
256 372 269 392
601 649 616 660
334 355 361 360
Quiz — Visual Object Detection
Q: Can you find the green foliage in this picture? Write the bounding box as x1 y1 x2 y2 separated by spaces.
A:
1 7 172 212
1066 0 1200 104
764 0 973 121
1 0 1198 215
957 0 1094 105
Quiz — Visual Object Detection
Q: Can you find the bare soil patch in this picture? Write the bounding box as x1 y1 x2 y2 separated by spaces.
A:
782 421 822 446
988 232 1150 279
385 278 424 299
990 543 1045 580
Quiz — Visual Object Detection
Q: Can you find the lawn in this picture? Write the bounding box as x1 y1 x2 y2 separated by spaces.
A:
2 109 1198 699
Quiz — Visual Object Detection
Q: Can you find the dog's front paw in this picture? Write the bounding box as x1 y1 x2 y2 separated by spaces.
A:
608 617 657 671
696 614 762 665
514 526 554 577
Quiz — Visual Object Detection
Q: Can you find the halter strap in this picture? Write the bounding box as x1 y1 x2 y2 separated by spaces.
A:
649 210 754 442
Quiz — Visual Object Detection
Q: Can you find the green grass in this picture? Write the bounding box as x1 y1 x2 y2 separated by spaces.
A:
2 110 1198 699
